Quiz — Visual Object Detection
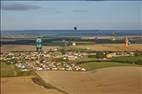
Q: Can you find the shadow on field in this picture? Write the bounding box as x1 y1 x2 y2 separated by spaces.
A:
31 76 69 94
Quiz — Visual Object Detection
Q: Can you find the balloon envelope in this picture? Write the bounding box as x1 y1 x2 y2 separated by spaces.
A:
74 27 77 30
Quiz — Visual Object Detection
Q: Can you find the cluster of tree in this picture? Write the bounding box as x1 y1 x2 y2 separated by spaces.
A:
111 56 142 65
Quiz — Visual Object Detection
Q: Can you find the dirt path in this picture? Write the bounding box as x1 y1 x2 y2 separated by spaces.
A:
1 76 64 94
37 67 142 94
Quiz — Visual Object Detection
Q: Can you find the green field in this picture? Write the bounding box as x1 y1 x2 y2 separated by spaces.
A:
77 55 142 70
112 55 142 65
0 63 34 77
0 63 17 77
79 62 138 71
75 57 96 64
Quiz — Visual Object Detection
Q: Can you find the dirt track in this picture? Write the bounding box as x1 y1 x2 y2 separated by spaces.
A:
37 67 142 94
1 76 64 94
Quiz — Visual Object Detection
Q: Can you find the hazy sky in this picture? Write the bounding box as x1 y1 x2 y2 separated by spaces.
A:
1 1 142 30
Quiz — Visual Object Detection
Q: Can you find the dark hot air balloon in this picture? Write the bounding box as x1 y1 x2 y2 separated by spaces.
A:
74 27 77 31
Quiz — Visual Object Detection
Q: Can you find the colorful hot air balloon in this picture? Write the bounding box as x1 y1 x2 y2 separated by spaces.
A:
125 36 129 47
36 37 42 53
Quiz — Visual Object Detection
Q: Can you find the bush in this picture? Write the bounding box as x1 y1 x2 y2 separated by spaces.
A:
111 56 142 65
135 60 142 65
96 52 106 58
135 52 142 56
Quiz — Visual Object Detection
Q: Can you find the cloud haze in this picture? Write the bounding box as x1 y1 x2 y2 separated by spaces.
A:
1 1 141 30
72 9 89 13
1 3 40 11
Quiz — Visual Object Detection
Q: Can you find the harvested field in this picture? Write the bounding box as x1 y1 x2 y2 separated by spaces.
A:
1 76 64 94
1 44 142 53
37 67 142 94
0 45 60 53
70 44 142 51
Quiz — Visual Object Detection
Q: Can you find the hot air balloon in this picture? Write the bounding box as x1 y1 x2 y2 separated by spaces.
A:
112 32 117 41
74 27 77 31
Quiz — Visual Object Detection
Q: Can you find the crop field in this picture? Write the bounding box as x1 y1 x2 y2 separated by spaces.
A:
1 44 142 53
79 62 137 70
112 55 142 65
76 56 142 70
1 44 142 94
37 66 142 94
1 77 64 94
70 44 142 51
0 63 34 77
0 63 17 77
0 63 64 94
0 45 60 53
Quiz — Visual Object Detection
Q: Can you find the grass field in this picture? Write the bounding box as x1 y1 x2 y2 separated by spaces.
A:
112 55 142 65
0 63 17 77
79 62 137 71
75 57 96 64
76 55 142 70
0 63 34 77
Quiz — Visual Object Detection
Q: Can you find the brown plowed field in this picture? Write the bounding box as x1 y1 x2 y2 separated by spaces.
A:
0 45 60 53
1 44 142 53
72 44 142 51
1 76 64 94
37 67 142 94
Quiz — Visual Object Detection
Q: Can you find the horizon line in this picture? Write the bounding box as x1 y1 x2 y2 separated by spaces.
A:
1 29 142 31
